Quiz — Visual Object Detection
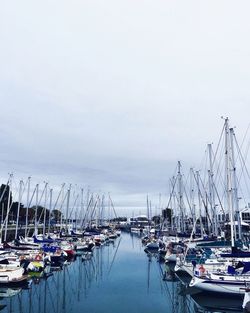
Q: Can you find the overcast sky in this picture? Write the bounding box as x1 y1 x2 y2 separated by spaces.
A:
1 1 250 216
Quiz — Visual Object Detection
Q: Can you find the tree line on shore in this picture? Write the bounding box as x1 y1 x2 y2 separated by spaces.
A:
0 184 62 225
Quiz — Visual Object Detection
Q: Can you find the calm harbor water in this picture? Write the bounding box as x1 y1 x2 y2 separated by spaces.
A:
0 232 244 313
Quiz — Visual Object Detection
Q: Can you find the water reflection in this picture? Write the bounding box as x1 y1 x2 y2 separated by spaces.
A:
190 292 243 313
0 288 21 298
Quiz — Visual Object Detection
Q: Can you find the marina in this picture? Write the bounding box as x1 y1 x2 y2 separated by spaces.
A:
0 117 250 313
1 1 250 312
1 118 250 311
0 231 247 313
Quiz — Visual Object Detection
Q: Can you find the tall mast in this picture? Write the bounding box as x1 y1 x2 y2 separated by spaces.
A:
34 184 39 236
177 161 185 233
65 186 71 233
48 188 53 236
101 194 105 226
171 176 177 231
59 183 65 232
15 180 23 239
4 174 13 242
146 195 149 228
196 171 204 238
208 144 218 237
43 183 48 236
230 127 241 241
25 177 31 238
224 118 235 247
96 195 100 228
149 200 152 224
190 168 196 231
83 188 90 229
80 188 84 230
0 182 9 241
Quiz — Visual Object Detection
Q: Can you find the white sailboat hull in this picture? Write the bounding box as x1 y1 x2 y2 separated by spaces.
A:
189 273 250 295
0 268 25 284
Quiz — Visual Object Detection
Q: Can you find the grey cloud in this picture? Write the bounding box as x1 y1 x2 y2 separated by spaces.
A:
1 1 250 213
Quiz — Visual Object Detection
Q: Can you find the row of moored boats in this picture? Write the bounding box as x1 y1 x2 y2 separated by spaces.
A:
0 228 121 286
140 231 250 310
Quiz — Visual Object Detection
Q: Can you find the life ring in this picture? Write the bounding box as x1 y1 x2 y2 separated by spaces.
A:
35 254 42 261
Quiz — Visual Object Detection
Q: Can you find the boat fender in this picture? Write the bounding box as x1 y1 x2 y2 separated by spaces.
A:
198 264 206 276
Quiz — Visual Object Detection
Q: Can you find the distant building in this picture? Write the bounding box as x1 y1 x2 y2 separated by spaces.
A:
241 209 250 224
129 215 149 227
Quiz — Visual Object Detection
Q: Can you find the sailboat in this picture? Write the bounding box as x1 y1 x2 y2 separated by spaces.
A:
189 118 250 295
